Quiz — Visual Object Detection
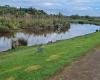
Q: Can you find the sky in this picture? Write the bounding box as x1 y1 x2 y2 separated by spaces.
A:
0 0 100 16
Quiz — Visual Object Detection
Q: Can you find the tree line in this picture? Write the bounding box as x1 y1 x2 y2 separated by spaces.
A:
0 5 47 17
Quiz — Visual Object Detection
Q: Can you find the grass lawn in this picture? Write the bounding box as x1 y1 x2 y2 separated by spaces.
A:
0 32 100 80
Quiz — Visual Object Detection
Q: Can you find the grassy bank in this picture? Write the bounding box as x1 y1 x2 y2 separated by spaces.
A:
69 18 100 25
0 32 100 80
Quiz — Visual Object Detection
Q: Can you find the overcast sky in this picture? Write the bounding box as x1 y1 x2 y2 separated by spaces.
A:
0 0 100 16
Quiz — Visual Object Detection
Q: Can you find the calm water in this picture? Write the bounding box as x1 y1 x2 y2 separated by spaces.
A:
0 24 100 52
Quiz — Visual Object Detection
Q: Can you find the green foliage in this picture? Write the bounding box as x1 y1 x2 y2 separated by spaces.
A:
0 18 17 29
0 16 70 30
0 5 70 30
0 5 47 16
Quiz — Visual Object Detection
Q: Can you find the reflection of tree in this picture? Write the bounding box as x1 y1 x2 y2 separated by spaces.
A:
0 31 15 38
22 24 70 36
0 24 70 39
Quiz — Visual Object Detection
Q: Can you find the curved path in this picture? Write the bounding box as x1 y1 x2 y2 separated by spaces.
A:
48 46 100 80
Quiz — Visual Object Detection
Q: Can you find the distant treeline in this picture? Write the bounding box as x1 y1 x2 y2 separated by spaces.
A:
68 15 100 25
0 5 47 16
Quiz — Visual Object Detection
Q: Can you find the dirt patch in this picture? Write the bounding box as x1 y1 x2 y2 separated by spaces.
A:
46 55 60 61
6 77 15 80
24 65 41 72
48 46 100 80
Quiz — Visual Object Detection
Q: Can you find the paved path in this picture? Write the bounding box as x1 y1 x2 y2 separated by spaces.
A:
48 46 100 80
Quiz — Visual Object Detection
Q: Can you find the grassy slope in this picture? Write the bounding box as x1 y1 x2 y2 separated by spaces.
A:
0 32 100 80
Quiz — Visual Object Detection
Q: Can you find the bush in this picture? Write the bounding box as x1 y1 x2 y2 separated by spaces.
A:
18 39 27 46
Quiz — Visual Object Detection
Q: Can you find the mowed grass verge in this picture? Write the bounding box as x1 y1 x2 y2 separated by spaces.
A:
0 32 100 80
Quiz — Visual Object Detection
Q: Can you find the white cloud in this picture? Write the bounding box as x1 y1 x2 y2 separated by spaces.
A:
43 2 54 6
42 2 60 6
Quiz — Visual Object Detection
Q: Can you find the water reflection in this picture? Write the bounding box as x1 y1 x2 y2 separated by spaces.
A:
0 37 12 52
0 31 15 38
0 24 100 52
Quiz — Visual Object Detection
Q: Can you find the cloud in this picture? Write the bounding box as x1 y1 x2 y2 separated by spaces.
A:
0 0 100 16
43 2 54 6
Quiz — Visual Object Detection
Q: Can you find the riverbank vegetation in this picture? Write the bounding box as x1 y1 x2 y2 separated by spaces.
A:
0 5 69 32
0 32 100 80
68 15 100 25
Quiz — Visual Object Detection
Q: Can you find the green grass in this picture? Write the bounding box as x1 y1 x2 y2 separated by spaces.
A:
0 32 100 80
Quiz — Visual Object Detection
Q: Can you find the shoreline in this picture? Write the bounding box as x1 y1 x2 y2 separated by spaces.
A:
0 31 99 53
